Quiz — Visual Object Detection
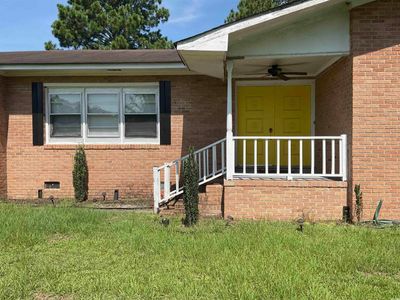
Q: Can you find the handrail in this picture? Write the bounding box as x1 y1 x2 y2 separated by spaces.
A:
153 138 226 213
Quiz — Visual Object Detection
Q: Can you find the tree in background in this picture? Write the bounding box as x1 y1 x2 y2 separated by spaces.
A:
225 0 293 23
45 0 172 50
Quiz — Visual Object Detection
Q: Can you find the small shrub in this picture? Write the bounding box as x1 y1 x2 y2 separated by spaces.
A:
183 147 199 226
73 145 88 202
354 184 363 223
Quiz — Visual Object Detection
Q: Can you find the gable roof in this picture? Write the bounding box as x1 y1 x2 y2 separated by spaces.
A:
177 0 355 52
175 0 375 78
0 50 182 65
175 0 310 46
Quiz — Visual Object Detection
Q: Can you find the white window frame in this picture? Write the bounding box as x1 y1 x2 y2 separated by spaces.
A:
46 88 84 144
123 87 160 144
45 83 160 145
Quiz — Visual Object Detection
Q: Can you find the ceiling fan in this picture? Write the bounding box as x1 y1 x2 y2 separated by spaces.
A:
240 64 308 81
267 65 308 81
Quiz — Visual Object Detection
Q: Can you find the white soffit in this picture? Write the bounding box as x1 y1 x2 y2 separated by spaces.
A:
178 51 226 79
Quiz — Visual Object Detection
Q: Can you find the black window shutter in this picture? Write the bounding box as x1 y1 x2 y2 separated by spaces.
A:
32 82 44 146
159 81 171 145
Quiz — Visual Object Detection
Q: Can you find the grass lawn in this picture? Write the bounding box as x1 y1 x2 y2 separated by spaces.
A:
0 203 399 299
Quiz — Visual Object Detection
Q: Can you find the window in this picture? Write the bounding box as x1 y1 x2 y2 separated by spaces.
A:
46 84 159 144
124 93 157 138
49 91 82 137
87 90 120 137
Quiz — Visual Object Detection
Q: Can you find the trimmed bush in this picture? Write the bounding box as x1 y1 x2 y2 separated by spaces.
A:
183 147 199 226
73 145 88 202
354 184 363 223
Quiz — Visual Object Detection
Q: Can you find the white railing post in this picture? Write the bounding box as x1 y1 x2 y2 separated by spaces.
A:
254 139 257 174
341 134 348 181
299 139 303 175
276 139 280 174
243 139 247 174
164 165 170 200
322 139 326 175
153 167 160 214
221 141 225 172
212 146 217 176
265 139 269 175
311 139 315 175
226 61 234 180
175 161 180 193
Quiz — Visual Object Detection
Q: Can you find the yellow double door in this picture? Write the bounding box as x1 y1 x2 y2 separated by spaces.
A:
237 85 311 168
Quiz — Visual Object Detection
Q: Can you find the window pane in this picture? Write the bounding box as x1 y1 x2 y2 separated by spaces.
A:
125 115 157 138
88 94 119 114
88 115 119 137
50 115 81 137
125 94 156 114
50 94 81 114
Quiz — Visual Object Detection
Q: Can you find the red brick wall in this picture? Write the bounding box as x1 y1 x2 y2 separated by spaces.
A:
4 75 226 200
316 58 352 140
224 179 347 220
0 76 7 198
315 58 353 206
199 183 224 217
351 0 400 219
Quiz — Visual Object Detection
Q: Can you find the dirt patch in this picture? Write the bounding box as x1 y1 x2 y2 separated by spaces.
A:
34 292 73 300
48 234 71 244
361 270 399 279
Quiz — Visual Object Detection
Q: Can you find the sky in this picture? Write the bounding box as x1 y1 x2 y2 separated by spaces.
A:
0 0 237 51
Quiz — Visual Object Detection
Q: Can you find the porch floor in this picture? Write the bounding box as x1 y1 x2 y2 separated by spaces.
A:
233 176 342 182
234 166 343 181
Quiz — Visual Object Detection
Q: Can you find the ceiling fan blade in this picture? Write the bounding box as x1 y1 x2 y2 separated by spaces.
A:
281 72 308 76
278 73 290 81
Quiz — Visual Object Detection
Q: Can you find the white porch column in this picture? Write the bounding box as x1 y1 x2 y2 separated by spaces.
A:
226 61 234 180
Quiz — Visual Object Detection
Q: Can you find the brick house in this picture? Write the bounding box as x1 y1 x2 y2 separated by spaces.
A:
0 0 398 221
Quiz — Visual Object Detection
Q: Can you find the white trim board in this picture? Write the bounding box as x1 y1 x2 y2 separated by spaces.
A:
0 63 186 71
44 82 159 88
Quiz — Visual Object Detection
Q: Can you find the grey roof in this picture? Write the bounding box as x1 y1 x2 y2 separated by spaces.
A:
0 50 182 65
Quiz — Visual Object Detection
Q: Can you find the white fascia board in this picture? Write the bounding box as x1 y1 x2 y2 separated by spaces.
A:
177 0 345 52
0 63 186 71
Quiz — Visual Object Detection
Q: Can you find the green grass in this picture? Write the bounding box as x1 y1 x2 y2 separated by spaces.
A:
0 203 399 299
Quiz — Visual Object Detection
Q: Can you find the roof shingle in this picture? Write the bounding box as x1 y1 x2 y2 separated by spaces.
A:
0 50 182 65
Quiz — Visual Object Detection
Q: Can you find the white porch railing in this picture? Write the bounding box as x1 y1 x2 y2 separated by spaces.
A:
232 135 347 180
153 138 226 213
153 134 347 213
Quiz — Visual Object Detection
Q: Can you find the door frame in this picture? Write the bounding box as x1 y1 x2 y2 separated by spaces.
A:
234 79 316 137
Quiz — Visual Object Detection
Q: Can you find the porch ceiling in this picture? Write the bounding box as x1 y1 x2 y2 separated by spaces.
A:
231 54 344 79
